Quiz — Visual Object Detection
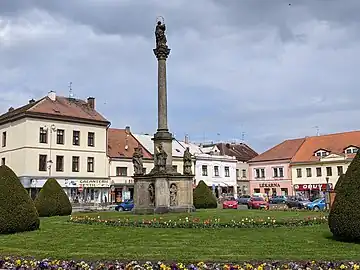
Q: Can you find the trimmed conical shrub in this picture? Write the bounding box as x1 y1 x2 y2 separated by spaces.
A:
0 165 40 234
334 173 345 192
193 180 218 209
328 151 360 242
34 178 72 217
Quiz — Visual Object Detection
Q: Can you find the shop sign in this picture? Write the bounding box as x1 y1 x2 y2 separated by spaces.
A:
294 183 333 191
259 183 280 188
79 179 110 188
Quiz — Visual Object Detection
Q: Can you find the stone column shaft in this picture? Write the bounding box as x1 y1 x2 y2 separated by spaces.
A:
157 59 168 131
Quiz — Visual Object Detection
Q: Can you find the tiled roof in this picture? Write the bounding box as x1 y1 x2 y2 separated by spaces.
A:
107 128 152 159
291 130 360 163
215 142 258 162
0 95 109 125
249 138 305 163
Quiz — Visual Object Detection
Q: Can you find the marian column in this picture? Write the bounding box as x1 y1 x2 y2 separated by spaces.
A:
152 19 174 172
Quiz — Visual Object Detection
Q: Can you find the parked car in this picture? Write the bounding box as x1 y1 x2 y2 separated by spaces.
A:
237 195 251 205
223 197 238 209
115 199 134 211
286 197 311 209
247 197 269 210
306 198 326 211
269 195 287 204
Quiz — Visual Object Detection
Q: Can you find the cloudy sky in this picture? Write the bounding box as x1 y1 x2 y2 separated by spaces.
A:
0 0 359 153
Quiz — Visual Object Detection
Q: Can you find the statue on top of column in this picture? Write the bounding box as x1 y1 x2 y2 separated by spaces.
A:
155 20 167 48
132 146 144 175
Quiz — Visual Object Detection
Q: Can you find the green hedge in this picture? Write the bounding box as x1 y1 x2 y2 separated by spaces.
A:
193 180 218 209
34 178 72 217
0 165 40 234
328 151 360 242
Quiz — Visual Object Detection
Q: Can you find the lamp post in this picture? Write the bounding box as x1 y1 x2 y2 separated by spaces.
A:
325 177 330 210
43 124 56 177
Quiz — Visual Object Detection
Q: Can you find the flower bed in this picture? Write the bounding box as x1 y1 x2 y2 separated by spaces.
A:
69 215 328 229
1 257 360 270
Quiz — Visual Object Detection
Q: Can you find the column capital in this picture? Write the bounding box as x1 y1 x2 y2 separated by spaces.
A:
153 46 171 60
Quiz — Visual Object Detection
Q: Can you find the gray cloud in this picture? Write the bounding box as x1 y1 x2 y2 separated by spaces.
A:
0 0 360 153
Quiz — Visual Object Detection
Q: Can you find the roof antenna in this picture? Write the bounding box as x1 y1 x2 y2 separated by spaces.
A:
313 126 320 136
68 82 74 98
241 132 245 142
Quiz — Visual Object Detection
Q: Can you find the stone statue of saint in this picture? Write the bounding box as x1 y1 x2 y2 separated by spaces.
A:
156 143 167 172
183 147 192 175
132 146 144 175
148 183 155 204
155 21 167 48
169 183 177 206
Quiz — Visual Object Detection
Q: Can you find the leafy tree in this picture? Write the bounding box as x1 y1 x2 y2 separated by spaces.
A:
193 180 218 209
34 178 72 217
0 165 40 234
328 152 360 242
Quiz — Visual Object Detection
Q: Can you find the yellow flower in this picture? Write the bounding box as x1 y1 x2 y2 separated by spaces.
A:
340 264 347 269
246 263 253 269
15 259 21 266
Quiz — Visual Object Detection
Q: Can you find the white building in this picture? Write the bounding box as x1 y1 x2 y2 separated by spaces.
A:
0 91 110 203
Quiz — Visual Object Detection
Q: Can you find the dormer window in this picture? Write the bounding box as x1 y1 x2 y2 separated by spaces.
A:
345 146 358 154
314 150 328 157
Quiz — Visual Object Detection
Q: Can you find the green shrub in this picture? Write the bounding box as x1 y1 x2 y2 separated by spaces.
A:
0 165 40 234
328 151 360 242
193 180 218 209
34 178 72 217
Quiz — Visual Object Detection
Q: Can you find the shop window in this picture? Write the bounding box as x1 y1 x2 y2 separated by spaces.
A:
281 188 288 196
253 188 260 193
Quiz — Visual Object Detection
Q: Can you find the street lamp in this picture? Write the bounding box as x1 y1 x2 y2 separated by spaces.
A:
43 124 56 177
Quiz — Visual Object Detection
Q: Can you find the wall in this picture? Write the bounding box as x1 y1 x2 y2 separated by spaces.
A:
236 162 250 195
248 160 293 196
0 117 108 179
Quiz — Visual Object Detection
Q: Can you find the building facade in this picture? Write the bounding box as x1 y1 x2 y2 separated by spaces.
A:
290 131 360 199
248 138 305 196
0 91 110 203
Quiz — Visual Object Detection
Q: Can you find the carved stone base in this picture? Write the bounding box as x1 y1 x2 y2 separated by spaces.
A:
132 207 155 215
154 206 170 214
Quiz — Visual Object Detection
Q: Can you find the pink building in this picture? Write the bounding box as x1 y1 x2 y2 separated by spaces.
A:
248 138 305 196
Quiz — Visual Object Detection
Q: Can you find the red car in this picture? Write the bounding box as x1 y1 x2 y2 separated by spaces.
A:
247 197 269 210
222 197 238 209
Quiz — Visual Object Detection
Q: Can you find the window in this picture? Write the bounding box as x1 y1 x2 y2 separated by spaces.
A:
116 167 128 176
214 166 219 176
306 168 312 177
56 156 64 172
202 165 208 176
337 166 343 176
236 169 239 178
39 128 48 143
316 152 321 157
73 130 80 146
56 129 65 144
225 166 230 177
1 157 5 166
2 131 6 147
88 132 95 147
255 168 265 178
172 165 177 171
87 157 94 172
326 167 332 176
142 168 147 174
296 168 302 178
72 156 79 172
346 148 352 154
39 155 47 171
315 150 328 157
316 167 322 177
354 148 359 153
273 167 284 178
242 169 247 178
345 147 358 154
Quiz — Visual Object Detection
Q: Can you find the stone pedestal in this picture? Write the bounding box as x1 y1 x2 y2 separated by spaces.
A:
133 174 195 214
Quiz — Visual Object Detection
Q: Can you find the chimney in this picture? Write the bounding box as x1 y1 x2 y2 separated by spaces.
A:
87 97 95 109
29 99 35 104
8 107 14 112
48 91 56 101
125 126 131 134
184 134 189 144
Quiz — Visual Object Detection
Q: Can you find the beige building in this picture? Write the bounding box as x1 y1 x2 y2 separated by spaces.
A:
0 91 110 203
290 131 360 199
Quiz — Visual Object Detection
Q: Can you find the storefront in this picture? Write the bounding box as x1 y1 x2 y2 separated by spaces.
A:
110 184 134 203
249 181 293 196
294 183 333 199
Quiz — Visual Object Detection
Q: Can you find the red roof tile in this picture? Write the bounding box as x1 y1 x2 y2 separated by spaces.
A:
249 138 305 163
291 130 360 163
107 128 153 159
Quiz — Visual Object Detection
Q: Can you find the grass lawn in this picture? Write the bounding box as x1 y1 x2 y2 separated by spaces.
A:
1 209 359 262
